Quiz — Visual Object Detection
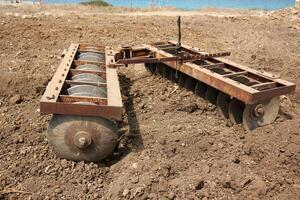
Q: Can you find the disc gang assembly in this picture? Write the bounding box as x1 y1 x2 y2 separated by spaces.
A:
40 19 296 162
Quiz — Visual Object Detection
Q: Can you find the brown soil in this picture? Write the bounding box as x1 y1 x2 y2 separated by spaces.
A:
0 4 299 200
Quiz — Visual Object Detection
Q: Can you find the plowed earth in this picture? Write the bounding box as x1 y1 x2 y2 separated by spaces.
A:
0 4 299 200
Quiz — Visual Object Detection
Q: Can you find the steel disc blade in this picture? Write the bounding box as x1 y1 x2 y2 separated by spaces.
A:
229 98 245 124
149 63 157 74
144 63 151 72
210 67 231 75
216 92 231 118
163 65 173 80
155 64 164 75
195 81 207 98
145 63 157 73
162 65 169 79
79 52 104 59
67 85 107 98
47 115 118 162
245 81 259 86
84 46 101 51
243 97 280 130
231 76 251 84
77 64 102 72
78 55 103 63
205 86 219 104
72 73 105 83
185 77 197 91
171 69 179 83
178 73 187 87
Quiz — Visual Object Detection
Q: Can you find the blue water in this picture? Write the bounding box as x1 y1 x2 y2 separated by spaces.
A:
44 0 295 10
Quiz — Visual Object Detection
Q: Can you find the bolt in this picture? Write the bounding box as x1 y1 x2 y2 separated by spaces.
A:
46 94 55 100
78 137 87 148
254 104 264 117
73 131 92 149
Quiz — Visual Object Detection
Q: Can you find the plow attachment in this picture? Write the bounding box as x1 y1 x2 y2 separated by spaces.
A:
40 41 295 161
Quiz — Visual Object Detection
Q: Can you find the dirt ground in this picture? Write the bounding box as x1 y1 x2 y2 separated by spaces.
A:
0 4 299 200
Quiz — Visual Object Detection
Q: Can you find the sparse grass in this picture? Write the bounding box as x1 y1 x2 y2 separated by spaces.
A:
80 0 112 7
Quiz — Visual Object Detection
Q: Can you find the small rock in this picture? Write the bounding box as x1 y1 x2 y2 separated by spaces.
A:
122 188 130 197
232 156 240 164
180 103 198 113
159 165 171 177
243 144 252 155
18 135 24 143
131 177 139 184
251 54 257 60
248 176 267 197
133 187 144 197
167 192 175 199
148 193 157 199
60 159 68 168
159 138 166 145
9 94 22 105
226 120 233 127
74 25 82 30
132 163 138 169
195 180 205 190
54 188 62 194
118 127 129 134
279 147 285 153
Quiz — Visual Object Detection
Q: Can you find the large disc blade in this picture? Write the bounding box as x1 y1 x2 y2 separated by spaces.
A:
47 115 118 162
155 64 164 75
171 69 179 83
228 98 245 124
78 54 104 63
205 86 219 104
210 67 231 75
72 73 105 83
185 77 197 91
84 46 101 52
243 97 280 130
195 81 207 98
67 85 107 97
145 63 156 74
76 64 102 72
216 92 231 118
162 65 170 79
79 52 103 58
231 76 251 84
178 73 187 88
79 52 105 62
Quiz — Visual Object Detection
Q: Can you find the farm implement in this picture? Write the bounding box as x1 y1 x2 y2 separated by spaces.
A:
40 17 296 162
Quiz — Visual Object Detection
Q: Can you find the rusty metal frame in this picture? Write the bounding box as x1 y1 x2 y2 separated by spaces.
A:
41 41 296 121
40 44 123 120
111 41 295 104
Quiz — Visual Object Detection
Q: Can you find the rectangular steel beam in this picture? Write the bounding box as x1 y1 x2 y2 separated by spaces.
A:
41 43 79 103
146 44 259 104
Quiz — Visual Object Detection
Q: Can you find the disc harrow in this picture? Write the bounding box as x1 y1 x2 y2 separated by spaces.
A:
113 41 296 131
41 41 295 162
40 44 122 162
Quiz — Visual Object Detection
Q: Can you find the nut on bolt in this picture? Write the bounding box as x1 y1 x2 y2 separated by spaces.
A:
73 131 92 149
254 104 265 117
